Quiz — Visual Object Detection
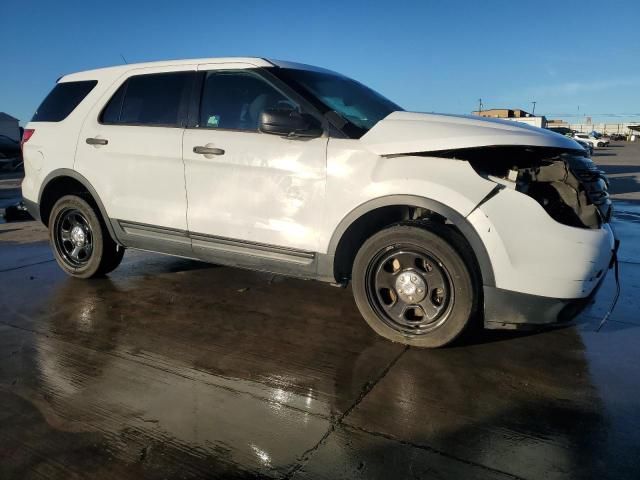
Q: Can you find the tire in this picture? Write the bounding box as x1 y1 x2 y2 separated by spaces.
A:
49 195 124 279
597 142 603 147
352 223 477 348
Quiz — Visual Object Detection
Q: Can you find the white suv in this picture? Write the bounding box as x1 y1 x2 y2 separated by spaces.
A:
21 58 616 347
574 132 610 148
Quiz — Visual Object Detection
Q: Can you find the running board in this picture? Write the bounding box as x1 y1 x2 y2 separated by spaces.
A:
112 219 318 277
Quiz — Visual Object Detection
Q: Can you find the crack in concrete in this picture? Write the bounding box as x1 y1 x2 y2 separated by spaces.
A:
283 345 408 479
343 423 526 480
0 259 55 273
284 344 528 480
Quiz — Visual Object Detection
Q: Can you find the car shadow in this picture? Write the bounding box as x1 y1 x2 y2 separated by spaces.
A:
599 165 640 174
451 319 560 347
608 176 640 196
593 163 640 197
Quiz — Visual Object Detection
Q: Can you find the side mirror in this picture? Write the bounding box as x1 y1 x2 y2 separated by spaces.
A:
259 109 323 138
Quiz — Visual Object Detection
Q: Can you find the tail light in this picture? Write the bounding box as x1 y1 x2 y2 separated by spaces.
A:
21 129 35 151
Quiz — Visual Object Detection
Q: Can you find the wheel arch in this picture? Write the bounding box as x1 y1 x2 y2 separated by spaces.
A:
326 195 495 287
38 168 117 241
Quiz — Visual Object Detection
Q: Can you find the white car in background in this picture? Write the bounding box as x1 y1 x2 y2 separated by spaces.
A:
21 57 617 347
574 132 609 148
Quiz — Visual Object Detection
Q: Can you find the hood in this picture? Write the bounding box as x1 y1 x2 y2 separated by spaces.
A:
360 111 583 156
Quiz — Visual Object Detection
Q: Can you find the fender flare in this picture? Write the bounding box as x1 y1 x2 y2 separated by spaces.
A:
38 168 117 241
326 194 495 287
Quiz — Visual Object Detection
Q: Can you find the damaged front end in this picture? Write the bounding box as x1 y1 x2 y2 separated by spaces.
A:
361 113 617 328
423 145 616 330
432 146 612 229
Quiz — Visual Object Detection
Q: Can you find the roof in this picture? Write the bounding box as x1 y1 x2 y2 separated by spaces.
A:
0 112 19 122
269 59 340 75
60 57 340 82
62 57 272 81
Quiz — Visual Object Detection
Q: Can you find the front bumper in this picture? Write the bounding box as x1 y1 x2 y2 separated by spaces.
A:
483 238 619 329
469 185 616 299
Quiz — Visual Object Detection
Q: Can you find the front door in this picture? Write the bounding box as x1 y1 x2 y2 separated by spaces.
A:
182 67 327 258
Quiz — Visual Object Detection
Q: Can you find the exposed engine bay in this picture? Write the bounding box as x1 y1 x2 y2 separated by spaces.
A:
428 146 612 229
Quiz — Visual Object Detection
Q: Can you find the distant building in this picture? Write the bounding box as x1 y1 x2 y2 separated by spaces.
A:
472 108 547 129
471 108 535 119
0 112 20 141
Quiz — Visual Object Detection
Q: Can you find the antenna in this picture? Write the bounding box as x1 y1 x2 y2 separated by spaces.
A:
120 54 128 64
477 98 483 114
531 101 537 115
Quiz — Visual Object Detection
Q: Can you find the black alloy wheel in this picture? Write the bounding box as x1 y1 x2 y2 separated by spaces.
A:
49 195 124 278
53 208 94 267
352 223 477 348
366 248 454 335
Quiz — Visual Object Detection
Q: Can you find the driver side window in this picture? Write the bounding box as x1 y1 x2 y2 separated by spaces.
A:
198 71 297 131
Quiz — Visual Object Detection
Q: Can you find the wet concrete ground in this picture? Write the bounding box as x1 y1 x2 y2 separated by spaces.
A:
1 143 640 479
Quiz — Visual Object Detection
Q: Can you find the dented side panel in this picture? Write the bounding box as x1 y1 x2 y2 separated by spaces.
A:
320 139 497 253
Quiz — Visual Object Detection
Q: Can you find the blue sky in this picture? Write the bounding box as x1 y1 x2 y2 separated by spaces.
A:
1 0 638 125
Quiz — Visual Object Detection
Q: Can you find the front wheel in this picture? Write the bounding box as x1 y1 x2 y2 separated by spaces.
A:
352 223 477 348
49 195 124 279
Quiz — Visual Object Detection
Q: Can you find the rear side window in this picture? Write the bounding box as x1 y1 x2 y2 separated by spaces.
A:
31 80 97 122
100 72 193 127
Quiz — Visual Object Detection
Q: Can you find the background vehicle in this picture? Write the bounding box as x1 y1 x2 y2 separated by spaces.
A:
545 127 592 154
574 132 609 148
590 131 611 146
0 134 21 170
21 58 616 348
590 131 607 138
547 126 574 136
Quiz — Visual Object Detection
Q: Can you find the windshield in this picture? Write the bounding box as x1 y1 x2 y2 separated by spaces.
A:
272 68 402 137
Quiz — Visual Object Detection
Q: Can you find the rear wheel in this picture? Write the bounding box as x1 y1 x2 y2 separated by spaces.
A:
49 195 124 278
352 223 477 348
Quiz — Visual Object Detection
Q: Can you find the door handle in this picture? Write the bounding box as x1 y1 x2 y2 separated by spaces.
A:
86 137 108 146
193 146 225 156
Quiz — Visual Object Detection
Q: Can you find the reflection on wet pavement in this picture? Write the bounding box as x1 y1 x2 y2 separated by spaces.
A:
0 209 639 478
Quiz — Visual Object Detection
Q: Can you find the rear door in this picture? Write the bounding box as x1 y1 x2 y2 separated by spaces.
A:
76 67 195 242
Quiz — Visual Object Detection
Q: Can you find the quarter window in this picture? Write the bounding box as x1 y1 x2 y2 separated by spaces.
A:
199 71 297 130
101 72 193 127
32 80 97 122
